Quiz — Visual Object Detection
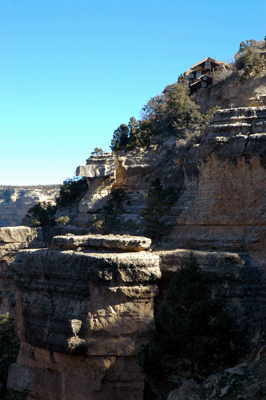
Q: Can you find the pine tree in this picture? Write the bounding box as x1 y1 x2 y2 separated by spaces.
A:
140 178 177 240
138 254 247 396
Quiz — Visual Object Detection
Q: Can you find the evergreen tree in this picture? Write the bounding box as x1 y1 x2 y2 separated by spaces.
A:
0 314 20 398
110 124 129 151
140 178 178 240
141 82 202 134
138 254 247 396
101 188 128 233
56 177 87 207
236 39 265 78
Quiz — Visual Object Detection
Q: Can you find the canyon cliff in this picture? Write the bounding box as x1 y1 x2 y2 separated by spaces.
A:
3 105 266 400
0 186 60 227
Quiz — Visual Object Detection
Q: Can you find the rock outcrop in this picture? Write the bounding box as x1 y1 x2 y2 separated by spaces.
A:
0 186 60 227
193 72 266 113
5 106 266 399
169 107 266 264
75 153 116 226
0 226 43 315
7 234 160 400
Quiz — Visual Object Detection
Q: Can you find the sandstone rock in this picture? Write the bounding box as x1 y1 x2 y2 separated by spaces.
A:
52 233 152 251
8 246 161 399
6 106 266 399
193 73 266 114
0 185 60 227
76 153 116 179
167 379 201 400
0 226 39 244
0 226 43 315
226 366 245 376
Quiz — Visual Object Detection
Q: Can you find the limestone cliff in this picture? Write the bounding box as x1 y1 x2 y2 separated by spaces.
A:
76 107 266 262
193 72 266 113
5 105 266 399
7 235 160 400
0 186 60 227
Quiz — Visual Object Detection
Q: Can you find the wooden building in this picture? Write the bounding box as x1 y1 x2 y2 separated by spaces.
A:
187 57 226 94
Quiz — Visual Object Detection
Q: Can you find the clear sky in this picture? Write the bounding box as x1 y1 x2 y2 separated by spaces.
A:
1 0 265 185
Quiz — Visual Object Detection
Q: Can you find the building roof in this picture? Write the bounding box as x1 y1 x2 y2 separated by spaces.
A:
190 57 225 70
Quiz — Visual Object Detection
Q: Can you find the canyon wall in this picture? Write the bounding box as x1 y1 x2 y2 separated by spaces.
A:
193 73 266 113
5 106 266 399
7 234 160 400
0 186 60 227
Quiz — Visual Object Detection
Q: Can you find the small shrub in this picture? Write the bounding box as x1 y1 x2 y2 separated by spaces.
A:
92 215 104 232
28 202 56 227
91 147 103 155
0 314 20 399
56 177 88 207
140 178 178 240
138 254 247 398
98 189 128 234
54 216 70 226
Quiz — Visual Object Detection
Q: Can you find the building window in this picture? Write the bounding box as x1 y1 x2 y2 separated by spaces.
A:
205 61 211 67
196 72 201 79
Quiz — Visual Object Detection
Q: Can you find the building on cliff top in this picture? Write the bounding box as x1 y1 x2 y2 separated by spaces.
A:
187 57 226 94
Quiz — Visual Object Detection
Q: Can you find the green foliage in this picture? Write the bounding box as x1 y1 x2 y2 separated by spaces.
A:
54 215 70 226
236 39 265 79
110 78 220 151
91 147 104 155
138 254 247 397
0 314 20 399
93 189 128 234
110 118 156 151
200 105 220 128
140 178 178 240
92 215 104 232
142 82 202 133
28 177 87 227
110 124 130 151
56 176 87 207
29 201 57 227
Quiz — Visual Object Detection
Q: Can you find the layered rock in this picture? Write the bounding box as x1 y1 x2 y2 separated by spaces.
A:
75 106 266 263
52 233 152 252
0 186 60 227
169 107 266 264
6 106 266 399
76 153 116 180
193 72 266 113
0 226 43 315
75 153 116 225
7 235 161 400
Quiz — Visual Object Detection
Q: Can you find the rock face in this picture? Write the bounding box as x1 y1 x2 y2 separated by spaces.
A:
0 226 43 315
7 235 161 400
75 153 116 224
169 107 266 265
52 233 152 251
76 153 116 179
5 106 266 399
0 186 60 227
193 73 266 113
74 107 266 262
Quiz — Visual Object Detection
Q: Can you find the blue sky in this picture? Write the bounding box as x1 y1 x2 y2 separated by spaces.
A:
1 0 265 185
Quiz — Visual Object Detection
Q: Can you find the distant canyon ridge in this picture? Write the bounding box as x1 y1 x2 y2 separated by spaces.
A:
0 186 60 227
